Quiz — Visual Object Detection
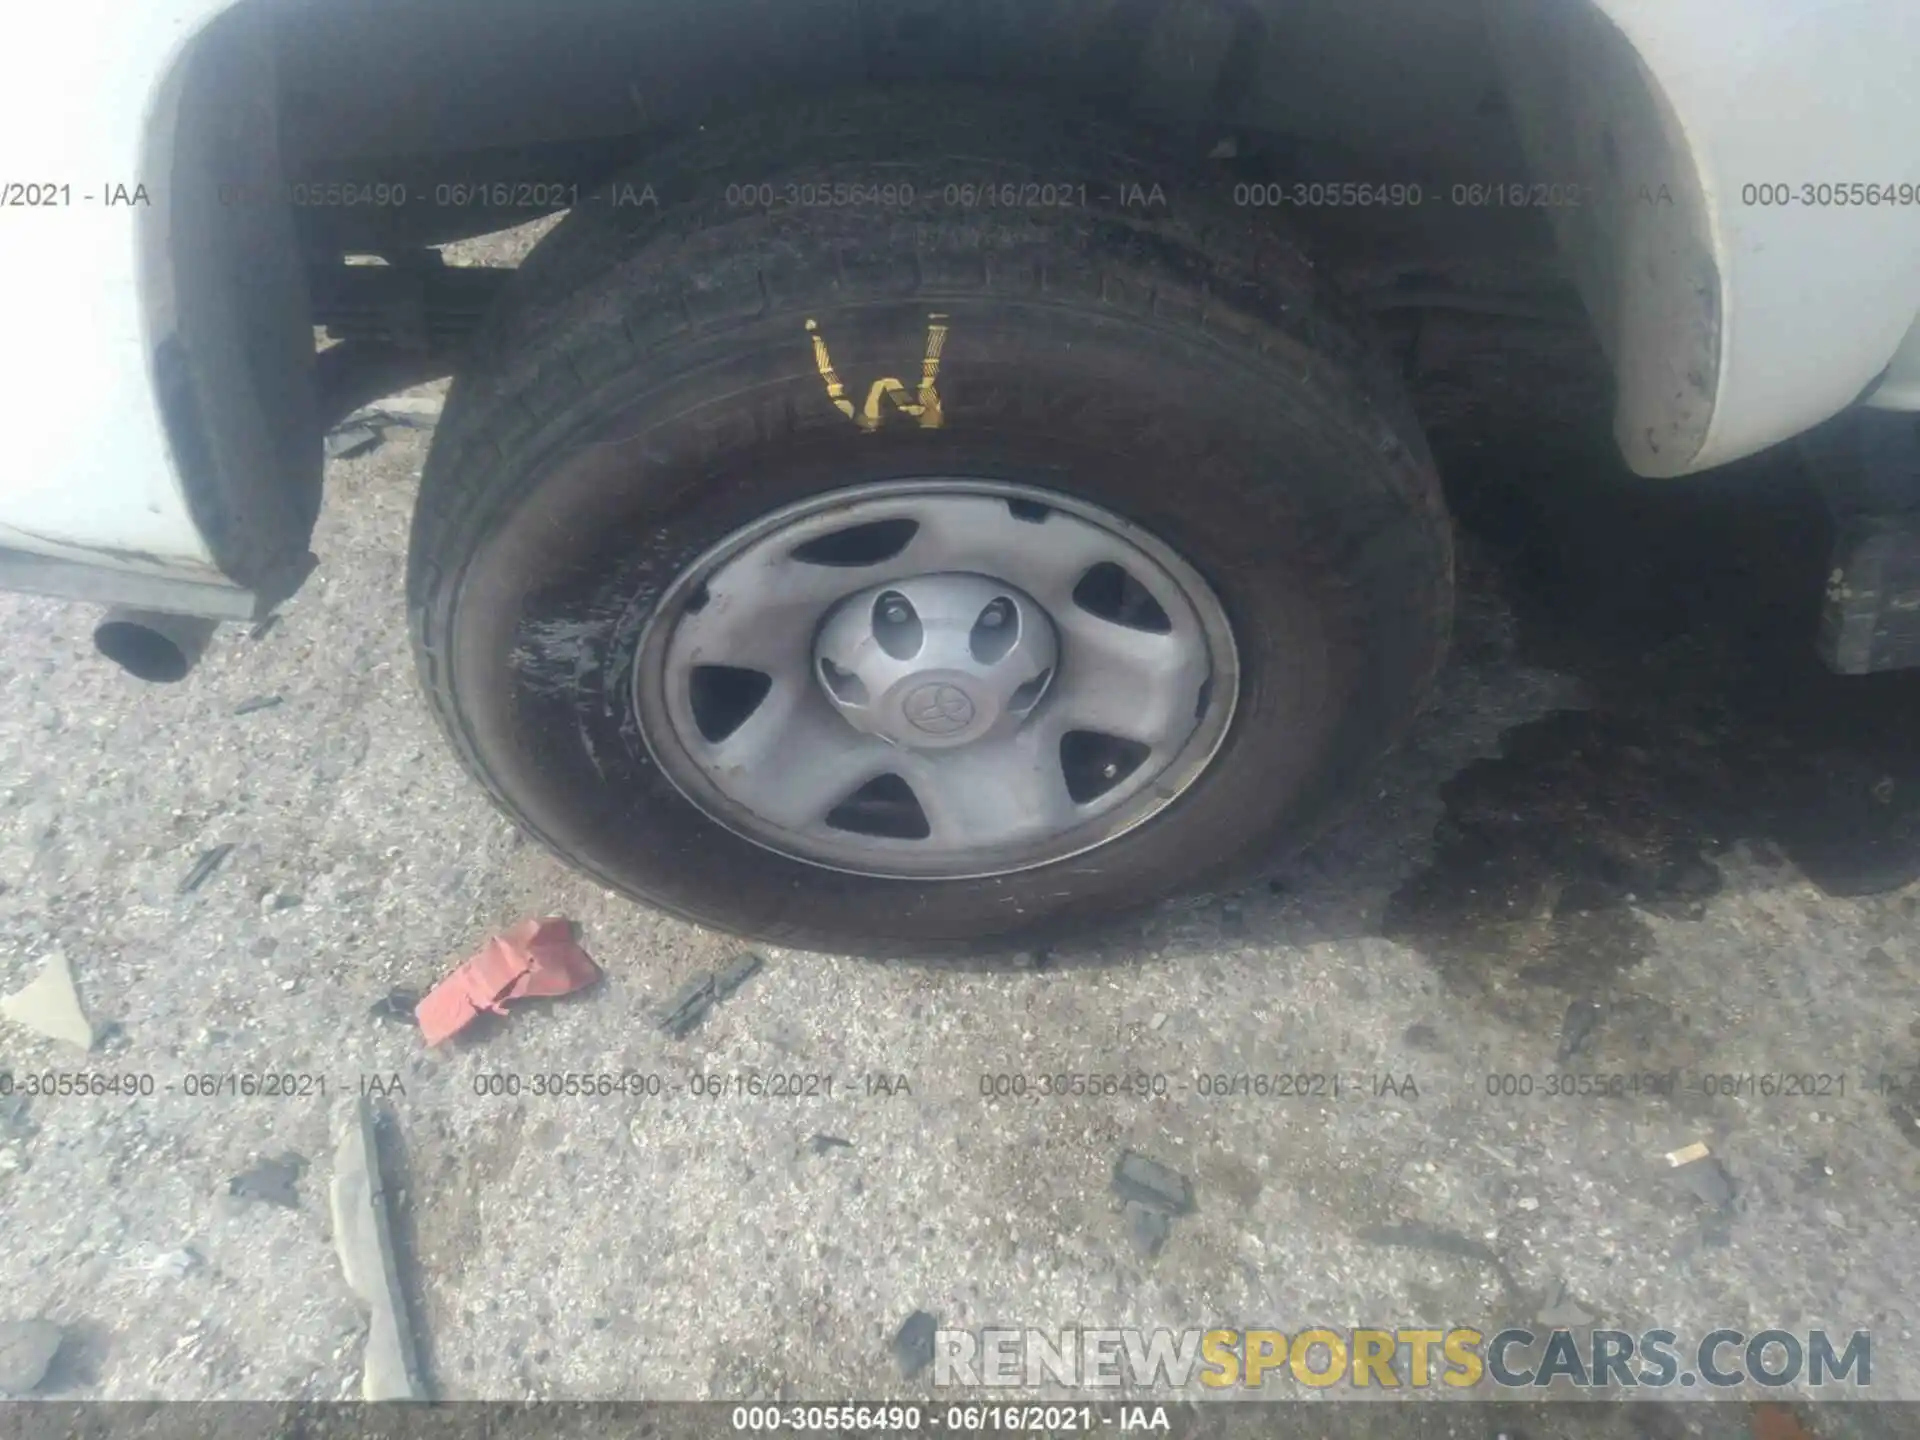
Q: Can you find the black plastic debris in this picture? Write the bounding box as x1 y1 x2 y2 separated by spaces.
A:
1555 999 1605 1063
324 424 381 460
893 1311 938 1378
354 399 443 432
368 989 422 1025
656 978 717 1039
1112 1151 1194 1216
1357 1221 1500 1265
178 844 236 895
715 952 764 999
233 695 284 717
1126 1201 1171 1258
1358 1221 1526 1304
808 1134 853 1155
1889 1101 1920 1149
229 1152 307 1209
657 952 766 1039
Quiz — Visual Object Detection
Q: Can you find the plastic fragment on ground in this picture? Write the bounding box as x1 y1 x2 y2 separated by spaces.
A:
414 918 600 1046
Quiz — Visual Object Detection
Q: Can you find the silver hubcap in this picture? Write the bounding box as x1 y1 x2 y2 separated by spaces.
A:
814 575 1058 750
634 481 1239 879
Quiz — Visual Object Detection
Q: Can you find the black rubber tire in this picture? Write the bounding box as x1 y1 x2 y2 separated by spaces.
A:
408 89 1452 958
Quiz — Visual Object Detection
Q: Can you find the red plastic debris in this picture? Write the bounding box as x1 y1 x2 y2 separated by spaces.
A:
414 918 601 1046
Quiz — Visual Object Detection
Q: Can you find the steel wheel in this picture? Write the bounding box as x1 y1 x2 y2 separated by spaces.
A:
633 481 1240 879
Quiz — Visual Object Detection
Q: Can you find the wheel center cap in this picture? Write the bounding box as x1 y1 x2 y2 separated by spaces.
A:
902 681 977 735
813 573 1059 750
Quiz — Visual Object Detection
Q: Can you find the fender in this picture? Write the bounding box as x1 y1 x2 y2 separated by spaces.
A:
1491 0 1920 477
0 0 315 617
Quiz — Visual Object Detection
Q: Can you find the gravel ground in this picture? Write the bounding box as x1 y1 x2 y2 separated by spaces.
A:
0 230 1918 1439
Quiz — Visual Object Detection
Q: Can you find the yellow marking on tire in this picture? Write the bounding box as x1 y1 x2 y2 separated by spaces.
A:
805 318 855 421
805 314 950 431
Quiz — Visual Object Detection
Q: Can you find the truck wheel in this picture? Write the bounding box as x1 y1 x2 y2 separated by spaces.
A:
407 91 1451 957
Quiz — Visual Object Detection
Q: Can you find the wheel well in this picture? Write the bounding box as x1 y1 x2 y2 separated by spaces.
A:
269 0 1544 255
147 0 1701 602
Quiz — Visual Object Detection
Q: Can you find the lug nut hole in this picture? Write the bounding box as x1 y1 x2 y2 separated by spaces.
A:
969 598 1020 663
872 591 924 660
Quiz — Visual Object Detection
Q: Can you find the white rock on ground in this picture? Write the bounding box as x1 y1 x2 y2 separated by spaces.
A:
0 951 93 1050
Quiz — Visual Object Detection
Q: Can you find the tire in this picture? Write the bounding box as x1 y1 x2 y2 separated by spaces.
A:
408 89 1452 958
